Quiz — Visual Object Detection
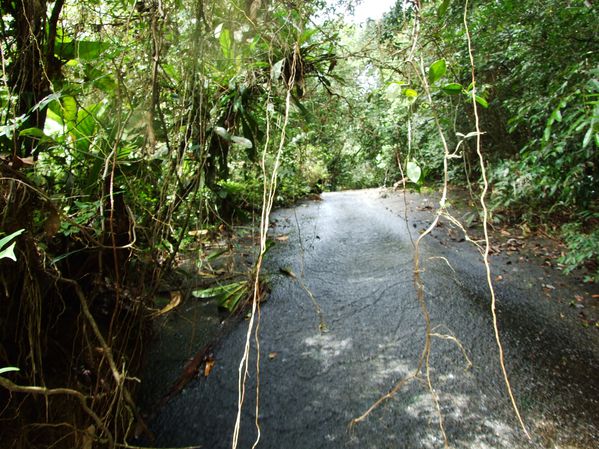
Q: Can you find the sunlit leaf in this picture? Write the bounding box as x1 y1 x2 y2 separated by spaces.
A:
214 126 230 139
230 136 253 148
0 242 17 261
219 28 232 59
428 59 446 84
406 161 422 184
271 58 285 82
32 92 61 112
403 88 418 98
0 229 24 257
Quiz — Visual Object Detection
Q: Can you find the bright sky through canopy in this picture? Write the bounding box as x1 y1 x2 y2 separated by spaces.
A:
351 0 396 23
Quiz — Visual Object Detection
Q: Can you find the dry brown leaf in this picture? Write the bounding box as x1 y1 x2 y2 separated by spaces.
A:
204 357 215 377
276 234 289 241
81 425 95 449
268 352 278 360
188 229 209 237
153 291 182 317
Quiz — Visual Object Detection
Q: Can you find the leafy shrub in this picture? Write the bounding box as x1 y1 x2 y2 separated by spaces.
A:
559 222 599 283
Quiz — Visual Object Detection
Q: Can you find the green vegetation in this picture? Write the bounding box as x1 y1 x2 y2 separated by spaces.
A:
0 0 596 447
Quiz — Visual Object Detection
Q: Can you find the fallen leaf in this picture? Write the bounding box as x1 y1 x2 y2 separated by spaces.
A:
152 291 182 317
268 352 278 360
279 267 296 278
81 425 95 449
495 275 503 281
276 234 290 242
204 356 215 377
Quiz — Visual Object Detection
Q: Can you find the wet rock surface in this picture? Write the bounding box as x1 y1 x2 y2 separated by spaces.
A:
144 189 599 449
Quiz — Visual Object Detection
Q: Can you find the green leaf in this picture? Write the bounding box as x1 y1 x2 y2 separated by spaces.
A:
583 126 593 148
192 281 245 299
19 127 45 138
441 83 463 95
474 95 489 108
61 96 78 125
406 161 422 184
551 109 563 123
32 92 62 112
0 229 24 252
0 367 19 375
438 0 451 18
55 40 110 61
403 88 418 98
192 281 248 313
219 28 232 59
428 59 446 84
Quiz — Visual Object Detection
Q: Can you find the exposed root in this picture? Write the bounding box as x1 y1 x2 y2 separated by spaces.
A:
0 377 113 447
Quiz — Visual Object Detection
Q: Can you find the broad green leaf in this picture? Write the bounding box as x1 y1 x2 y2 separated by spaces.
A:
219 28 232 59
403 88 418 98
220 289 246 312
0 367 19 375
428 59 446 84
438 0 451 18
406 161 422 184
61 96 78 126
474 95 489 108
441 83 463 95
19 127 45 138
55 40 110 61
192 282 245 299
